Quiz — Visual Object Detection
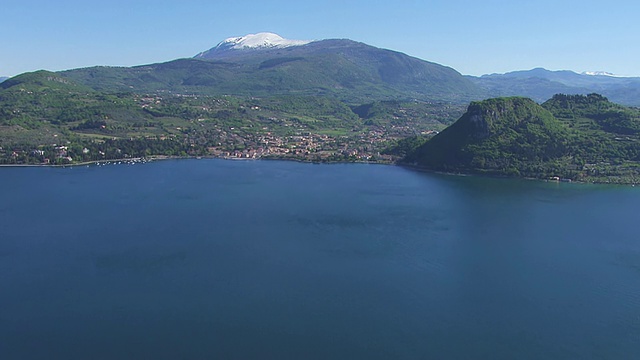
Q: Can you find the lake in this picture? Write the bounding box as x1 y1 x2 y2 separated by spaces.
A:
1 159 639 359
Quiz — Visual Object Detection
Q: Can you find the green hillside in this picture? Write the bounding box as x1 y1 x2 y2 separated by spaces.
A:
542 93 640 135
404 95 640 183
0 71 458 165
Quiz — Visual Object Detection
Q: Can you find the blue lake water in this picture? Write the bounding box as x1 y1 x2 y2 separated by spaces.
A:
1 159 639 359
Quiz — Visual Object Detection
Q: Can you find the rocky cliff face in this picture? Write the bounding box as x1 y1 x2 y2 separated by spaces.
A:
464 106 492 140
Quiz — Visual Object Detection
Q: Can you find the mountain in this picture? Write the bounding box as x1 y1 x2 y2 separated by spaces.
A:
469 68 640 106
404 95 640 183
61 33 483 103
195 32 312 56
0 77 8 83
582 71 617 77
405 97 569 174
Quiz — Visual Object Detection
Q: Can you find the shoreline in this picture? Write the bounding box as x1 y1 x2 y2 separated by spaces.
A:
0 154 199 168
1 155 637 186
0 157 157 168
397 162 639 187
0 154 394 168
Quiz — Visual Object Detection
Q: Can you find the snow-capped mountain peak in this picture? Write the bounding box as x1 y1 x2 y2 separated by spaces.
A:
582 71 616 77
214 32 311 50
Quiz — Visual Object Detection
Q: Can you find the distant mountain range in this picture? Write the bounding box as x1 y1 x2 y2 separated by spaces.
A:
3 33 639 106
469 68 640 106
0 77 8 83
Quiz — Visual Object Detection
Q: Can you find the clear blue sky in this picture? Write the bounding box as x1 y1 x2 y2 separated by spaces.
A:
2 0 639 77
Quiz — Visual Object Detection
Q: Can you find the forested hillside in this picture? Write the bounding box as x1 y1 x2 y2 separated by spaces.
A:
404 94 640 183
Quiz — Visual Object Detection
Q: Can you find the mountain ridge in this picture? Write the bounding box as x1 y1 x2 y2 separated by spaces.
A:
60 36 483 103
5 33 640 105
470 68 640 106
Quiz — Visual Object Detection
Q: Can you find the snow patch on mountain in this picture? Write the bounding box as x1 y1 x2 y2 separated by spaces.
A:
215 32 311 50
582 71 617 77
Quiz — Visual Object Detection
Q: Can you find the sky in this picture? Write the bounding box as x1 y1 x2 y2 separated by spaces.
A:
2 0 639 77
